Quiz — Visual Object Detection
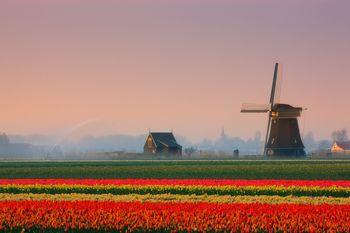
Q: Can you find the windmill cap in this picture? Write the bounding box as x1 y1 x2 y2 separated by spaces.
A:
272 103 303 111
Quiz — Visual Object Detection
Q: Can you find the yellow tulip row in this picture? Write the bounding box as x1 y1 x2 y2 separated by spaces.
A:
1 184 350 197
1 193 350 204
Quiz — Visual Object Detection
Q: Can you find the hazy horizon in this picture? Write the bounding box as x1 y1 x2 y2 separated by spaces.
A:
1 0 349 141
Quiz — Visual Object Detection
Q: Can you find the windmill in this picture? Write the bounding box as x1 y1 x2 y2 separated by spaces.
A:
241 63 306 157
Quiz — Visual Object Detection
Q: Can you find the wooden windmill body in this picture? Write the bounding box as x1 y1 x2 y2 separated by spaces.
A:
241 63 306 157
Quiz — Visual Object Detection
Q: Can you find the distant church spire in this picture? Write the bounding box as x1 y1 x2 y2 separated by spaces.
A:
221 127 226 138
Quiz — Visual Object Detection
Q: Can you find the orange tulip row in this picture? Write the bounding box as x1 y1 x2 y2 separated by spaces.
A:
1 193 350 204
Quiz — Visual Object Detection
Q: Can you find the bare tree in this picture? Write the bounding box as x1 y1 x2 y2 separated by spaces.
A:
184 147 197 157
317 140 332 150
331 129 348 142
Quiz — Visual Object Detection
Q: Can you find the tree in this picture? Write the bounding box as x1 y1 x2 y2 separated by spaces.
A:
331 129 348 142
303 132 317 151
254 131 262 143
317 140 332 150
0 133 10 145
184 147 197 157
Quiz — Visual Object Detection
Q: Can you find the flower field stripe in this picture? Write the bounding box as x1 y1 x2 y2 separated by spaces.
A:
0 200 350 232
1 184 350 197
2 193 350 204
1 178 350 187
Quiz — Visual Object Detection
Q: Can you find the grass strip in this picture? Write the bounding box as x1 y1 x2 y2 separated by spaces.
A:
1 160 350 179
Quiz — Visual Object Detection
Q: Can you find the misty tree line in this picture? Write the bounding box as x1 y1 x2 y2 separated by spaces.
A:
186 129 349 156
331 129 348 142
297 128 348 152
0 129 349 156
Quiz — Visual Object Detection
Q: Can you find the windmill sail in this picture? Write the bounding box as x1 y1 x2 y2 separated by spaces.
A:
274 63 283 104
269 63 280 106
240 103 270 113
264 63 280 155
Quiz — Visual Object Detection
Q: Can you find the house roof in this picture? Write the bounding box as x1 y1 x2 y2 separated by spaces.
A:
335 141 350 150
150 132 182 148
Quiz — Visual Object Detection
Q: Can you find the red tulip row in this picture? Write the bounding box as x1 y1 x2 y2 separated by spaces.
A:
0 200 349 233
0 178 349 187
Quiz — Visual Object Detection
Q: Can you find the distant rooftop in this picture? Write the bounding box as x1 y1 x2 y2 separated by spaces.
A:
335 141 350 150
149 132 181 148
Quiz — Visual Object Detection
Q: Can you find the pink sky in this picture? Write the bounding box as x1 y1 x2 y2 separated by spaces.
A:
0 0 349 141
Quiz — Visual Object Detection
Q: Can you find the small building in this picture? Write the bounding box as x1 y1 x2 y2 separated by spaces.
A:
331 141 350 153
144 132 182 156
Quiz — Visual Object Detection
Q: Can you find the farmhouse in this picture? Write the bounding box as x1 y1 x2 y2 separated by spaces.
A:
144 132 182 156
331 141 350 154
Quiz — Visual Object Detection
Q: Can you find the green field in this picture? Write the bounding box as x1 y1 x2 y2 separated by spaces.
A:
0 160 350 180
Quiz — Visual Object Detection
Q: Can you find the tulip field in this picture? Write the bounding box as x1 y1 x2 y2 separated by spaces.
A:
0 160 350 232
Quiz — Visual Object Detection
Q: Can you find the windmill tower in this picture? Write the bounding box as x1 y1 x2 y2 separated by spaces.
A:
241 63 306 157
